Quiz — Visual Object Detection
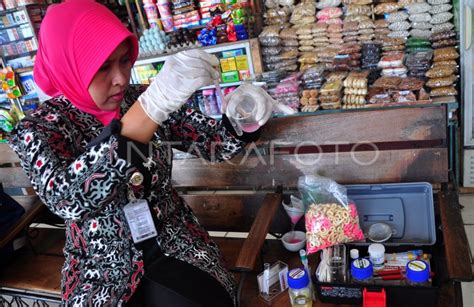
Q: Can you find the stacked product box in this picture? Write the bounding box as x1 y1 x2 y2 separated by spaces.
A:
219 49 251 83
171 0 201 29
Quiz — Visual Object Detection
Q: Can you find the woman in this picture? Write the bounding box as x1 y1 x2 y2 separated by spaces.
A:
9 0 282 305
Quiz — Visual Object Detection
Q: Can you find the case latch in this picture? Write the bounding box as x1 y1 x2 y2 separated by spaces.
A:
363 287 386 307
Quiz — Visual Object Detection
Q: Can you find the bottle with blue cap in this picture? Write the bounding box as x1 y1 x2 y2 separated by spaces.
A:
287 268 313 307
406 260 430 286
351 258 374 284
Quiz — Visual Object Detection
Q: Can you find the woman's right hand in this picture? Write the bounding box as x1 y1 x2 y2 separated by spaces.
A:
138 49 220 124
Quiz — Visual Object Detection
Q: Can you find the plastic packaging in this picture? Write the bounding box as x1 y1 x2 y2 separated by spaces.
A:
398 77 426 90
409 12 432 23
358 20 375 29
411 21 432 29
386 11 409 23
287 268 313 307
351 259 374 284
317 0 342 9
430 12 453 24
405 2 432 14
280 27 298 39
373 76 402 89
430 29 456 41
433 47 459 61
374 2 400 14
389 21 411 31
431 22 454 34
388 30 410 38
432 38 457 48
426 75 457 88
429 3 452 14
429 86 458 96
262 46 282 56
345 4 372 16
317 7 343 19
428 0 450 4
410 29 432 38
378 53 404 68
425 65 456 78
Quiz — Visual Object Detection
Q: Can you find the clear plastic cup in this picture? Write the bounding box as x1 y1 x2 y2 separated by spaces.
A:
227 93 260 135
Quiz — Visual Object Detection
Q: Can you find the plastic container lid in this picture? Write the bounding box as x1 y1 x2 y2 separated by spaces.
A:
350 249 359 260
406 260 430 283
351 259 374 280
368 243 385 257
287 268 310 289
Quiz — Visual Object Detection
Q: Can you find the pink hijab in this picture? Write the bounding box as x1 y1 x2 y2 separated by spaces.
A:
34 0 139 125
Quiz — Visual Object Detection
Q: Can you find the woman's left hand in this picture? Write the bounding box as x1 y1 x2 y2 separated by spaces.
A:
224 84 295 135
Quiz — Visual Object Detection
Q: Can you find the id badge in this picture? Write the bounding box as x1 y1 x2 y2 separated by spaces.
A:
123 199 157 243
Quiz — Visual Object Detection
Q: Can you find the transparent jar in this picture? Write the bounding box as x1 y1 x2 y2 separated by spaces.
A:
328 244 346 283
351 258 374 284
287 268 313 307
406 260 430 286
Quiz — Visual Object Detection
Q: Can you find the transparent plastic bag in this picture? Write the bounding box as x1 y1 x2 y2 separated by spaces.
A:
386 11 409 23
411 21 432 29
431 22 454 34
427 0 450 4
430 29 456 41
299 176 364 254
410 29 432 38
405 2 431 14
398 77 425 90
408 12 431 23
425 65 456 78
432 38 457 48
388 30 410 38
317 0 342 9
345 4 372 16
373 76 402 89
374 2 400 14
429 3 452 14
429 86 457 96
426 75 457 88
389 21 411 31
431 12 453 24
433 47 459 61
280 27 298 39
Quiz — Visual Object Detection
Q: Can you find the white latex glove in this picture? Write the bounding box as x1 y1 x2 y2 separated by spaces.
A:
224 83 295 136
138 49 220 124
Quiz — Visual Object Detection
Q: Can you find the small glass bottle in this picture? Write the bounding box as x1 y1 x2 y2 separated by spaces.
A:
406 260 430 286
287 268 313 307
351 258 374 284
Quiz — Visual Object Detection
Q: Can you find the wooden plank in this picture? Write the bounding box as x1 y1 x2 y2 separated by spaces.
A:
250 38 263 75
258 105 446 146
0 143 20 164
0 167 32 188
173 148 449 189
235 192 281 271
0 253 62 296
182 194 296 233
438 191 473 281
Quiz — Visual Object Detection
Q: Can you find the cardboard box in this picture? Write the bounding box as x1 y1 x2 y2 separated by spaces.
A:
220 58 237 72
235 55 249 70
221 71 239 83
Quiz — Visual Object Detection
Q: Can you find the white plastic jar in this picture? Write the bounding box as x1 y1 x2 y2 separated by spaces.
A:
368 243 385 271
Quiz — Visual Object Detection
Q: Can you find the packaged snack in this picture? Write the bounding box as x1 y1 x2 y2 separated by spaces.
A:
430 12 453 24
345 15 371 22
345 4 372 16
282 39 300 47
321 80 343 93
388 30 410 38
425 75 457 88
265 0 279 9
299 34 314 40
429 86 457 96
358 19 375 29
312 23 328 33
392 90 417 102
375 19 390 28
405 2 431 14
378 53 404 67
326 17 344 25
429 4 452 14
398 77 425 90
411 22 432 29
425 65 457 78
432 38 458 48
386 11 409 23
433 47 459 61
262 46 282 56
296 24 314 35
374 2 400 14
259 26 281 46
317 7 344 19
410 29 431 39
432 60 458 67
389 21 411 31
280 27 298 39
409 12 432 23
290 2 317 25
368 88 392 103
373 76 402 89
299 45 316 52
430 29 456 41
317 0 342 9
431 22 454 34
427 0 450 5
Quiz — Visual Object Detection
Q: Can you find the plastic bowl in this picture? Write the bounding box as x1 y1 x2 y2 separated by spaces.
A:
282 231 306 252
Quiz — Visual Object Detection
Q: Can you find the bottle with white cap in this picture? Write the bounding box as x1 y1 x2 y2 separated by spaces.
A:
368 243 385 271
350 249 359 260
